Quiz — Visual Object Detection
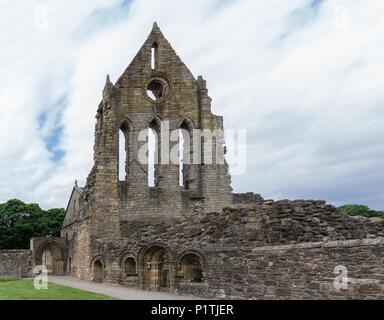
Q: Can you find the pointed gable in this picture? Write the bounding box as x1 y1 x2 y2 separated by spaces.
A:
115 22 196 88
62 186 83 229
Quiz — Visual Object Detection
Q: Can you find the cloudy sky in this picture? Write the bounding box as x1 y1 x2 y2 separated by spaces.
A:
0 0 383 210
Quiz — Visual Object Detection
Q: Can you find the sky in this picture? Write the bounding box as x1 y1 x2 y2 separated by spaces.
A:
0 0 383 210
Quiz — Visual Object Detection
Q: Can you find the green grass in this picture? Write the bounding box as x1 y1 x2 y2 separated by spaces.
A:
0 279 118 300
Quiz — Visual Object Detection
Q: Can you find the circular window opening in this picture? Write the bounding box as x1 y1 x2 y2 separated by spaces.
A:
143 75 171 103
147 80 165 101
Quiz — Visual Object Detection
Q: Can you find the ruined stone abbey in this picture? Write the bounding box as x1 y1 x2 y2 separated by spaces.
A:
2 23 384 299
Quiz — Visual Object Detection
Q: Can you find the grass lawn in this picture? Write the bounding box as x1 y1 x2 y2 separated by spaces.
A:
0 278 118 300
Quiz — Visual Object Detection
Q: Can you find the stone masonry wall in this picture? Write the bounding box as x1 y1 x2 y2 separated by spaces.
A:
0 250 32 277
206 238 384 299
74 221 91 280
128 198 383 249
89 198 384 299
225 199 384 244
232 192 264 204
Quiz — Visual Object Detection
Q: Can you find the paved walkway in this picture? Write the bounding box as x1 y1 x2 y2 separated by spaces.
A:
48 276 202 300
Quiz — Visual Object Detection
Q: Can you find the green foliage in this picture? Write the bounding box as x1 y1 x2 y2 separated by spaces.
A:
0 199 65 249
0 278 19 282
338 204 384 219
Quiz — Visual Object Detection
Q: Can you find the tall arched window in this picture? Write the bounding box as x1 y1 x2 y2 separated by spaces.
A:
96 107 103 131
151 42 158 70
148 118 160 187
148 128 156 187
179 129 184 187
179 119 192 189
119 121 131 181
119 129 125 181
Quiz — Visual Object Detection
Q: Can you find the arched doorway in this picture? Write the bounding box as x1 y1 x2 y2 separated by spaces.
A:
121 254 138 287
124 257 137 276
141 245 171 291
177 252 204 283
92 259 104 283
35 241 64 275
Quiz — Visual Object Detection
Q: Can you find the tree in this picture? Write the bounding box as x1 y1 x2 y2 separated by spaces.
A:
0 199 65 249
338 204 384 219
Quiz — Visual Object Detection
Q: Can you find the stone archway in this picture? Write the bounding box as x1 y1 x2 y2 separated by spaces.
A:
35 241 64 275
123 257 137 276
141 245 171 291
92 259 104 283
120 253 139 287
177 252 204 283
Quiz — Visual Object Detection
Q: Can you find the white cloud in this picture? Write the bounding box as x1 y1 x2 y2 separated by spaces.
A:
0 0 383 210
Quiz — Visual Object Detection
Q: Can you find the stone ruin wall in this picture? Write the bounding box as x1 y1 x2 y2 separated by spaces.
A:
242 238 384 300
72 221 92 280
1 195 383 300
0 250 32 277
106 195 384 299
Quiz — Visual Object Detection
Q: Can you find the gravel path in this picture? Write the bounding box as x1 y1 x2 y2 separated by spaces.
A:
48 276 202 300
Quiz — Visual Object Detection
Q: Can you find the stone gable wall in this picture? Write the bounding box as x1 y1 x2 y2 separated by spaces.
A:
56 24 384 300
